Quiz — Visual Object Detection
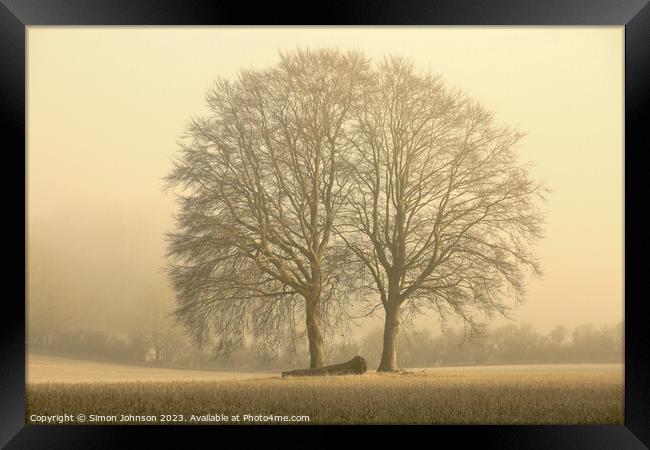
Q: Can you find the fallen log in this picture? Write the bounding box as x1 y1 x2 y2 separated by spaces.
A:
282 355 367 378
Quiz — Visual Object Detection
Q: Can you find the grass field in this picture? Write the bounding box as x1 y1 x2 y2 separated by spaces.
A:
27 353 276 383
26 355 623 425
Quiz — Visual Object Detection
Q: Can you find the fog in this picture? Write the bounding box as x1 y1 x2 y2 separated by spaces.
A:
27 27 623 368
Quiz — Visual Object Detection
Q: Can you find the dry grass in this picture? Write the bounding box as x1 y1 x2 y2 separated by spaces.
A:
27 368 623 425
27 353 276 383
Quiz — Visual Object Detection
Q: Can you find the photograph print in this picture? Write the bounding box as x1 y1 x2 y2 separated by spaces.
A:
26 26 624 425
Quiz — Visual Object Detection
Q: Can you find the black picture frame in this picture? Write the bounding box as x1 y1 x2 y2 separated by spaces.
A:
1 1 647 448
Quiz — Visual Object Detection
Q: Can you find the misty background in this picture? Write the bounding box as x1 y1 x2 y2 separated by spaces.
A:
27 27 623 369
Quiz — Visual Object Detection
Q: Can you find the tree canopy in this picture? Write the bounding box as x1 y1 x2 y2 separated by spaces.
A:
166 49 545 371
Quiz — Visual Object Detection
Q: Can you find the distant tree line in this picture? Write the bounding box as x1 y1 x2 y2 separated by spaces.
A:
28 321 622 370
356 322 623 367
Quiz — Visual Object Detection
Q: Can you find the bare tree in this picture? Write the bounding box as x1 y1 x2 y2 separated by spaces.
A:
339 57 546 371
165 49 371 368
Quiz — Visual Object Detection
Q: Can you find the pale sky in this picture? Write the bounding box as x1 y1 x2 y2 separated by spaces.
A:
27 27 623 334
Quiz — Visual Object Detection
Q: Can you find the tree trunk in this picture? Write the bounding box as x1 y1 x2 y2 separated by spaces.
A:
377 304 401 372
306 296 325 369
282 356 367 377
